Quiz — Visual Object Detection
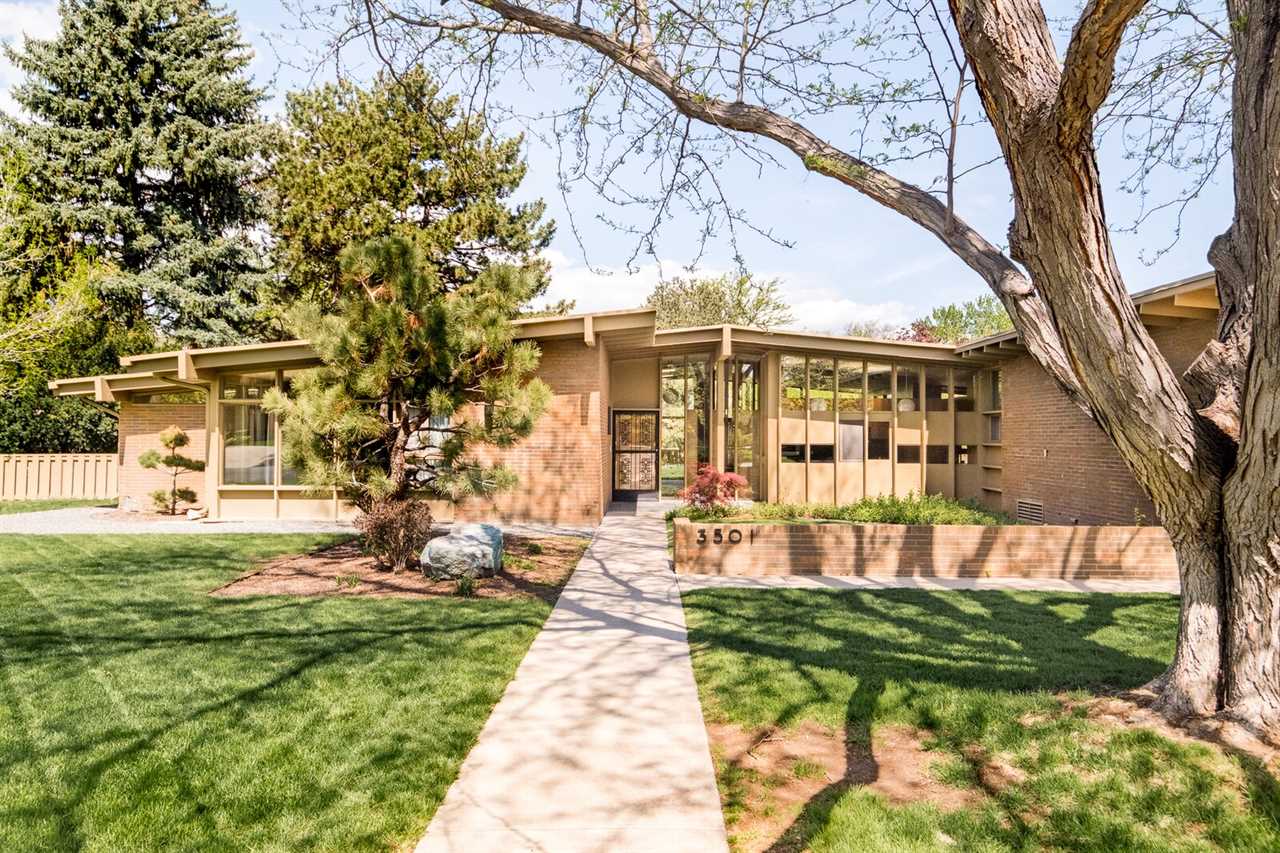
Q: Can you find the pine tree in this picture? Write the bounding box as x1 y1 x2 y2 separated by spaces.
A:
262 236 551 518
3 0 272 346
138 425 205 514
267 67 554 307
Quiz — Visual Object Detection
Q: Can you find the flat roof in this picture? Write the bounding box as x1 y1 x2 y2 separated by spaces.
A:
50 272 1220 399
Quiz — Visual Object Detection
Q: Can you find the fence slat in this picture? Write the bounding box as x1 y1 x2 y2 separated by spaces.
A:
0 454 117 501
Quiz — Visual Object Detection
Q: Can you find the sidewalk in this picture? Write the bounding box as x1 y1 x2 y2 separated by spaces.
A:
415 508 728 853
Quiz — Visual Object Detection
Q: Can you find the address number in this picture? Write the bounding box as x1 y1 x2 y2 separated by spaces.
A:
696 528 743 545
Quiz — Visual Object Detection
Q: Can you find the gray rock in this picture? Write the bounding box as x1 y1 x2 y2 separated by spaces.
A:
423 523 504 579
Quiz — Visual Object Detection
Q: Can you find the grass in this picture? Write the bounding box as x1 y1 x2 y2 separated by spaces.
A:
683 587 1280 852
0 498 115 515
667 493 1014 526
0 534 558 851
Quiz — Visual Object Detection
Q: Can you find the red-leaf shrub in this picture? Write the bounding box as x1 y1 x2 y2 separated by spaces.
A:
677 465 749 512
356 497 434 573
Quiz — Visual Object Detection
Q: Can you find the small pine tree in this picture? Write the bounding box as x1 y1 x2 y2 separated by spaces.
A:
262 236 551 524
137 425 205 514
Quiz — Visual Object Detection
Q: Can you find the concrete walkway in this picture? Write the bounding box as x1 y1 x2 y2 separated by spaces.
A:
416 507 728 853
679 573 1180 595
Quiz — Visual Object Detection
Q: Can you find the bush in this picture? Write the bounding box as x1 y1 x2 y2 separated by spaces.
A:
677 465 749 513
356 497 434 573
666 492 1013 526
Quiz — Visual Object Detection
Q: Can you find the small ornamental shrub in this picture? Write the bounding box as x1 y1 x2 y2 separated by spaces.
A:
137 426 205 514
455 575 476 597
677 465 749 514
356 497 434 573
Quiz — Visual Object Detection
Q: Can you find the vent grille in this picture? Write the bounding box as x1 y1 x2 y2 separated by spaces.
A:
1016 499 1045 525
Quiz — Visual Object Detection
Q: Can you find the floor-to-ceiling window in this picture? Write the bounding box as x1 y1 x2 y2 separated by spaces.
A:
659 354 711 496
724 358 762 499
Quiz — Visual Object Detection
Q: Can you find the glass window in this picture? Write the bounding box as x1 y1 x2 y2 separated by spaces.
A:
956 444 975 464
781 355 806 414
808 358 834 414
809 444 834 463
896 366 920 412
781 444 805 463
223 403 274 485
897 444 921 464
868 421 890 459
986 369 1003 411
837 361 864 415
954 368 977 412
927 444 950 464
659 355 711 496
925 367 950 412
840 422 864 462
987 414 1003 443
221 372 275 401
867 363 892 412
131 390 204 404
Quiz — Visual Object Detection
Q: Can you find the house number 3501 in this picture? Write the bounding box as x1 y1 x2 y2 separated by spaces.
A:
696 528 742 545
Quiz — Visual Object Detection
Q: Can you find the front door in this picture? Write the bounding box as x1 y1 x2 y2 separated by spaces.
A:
613 411 659 499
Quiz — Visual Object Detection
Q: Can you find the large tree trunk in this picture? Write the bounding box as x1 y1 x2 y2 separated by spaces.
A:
1217 0 1280 735
949 0 1232 715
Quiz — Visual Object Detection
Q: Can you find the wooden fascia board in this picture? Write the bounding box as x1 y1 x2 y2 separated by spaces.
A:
1173 290 1221 310
729 329 967 364
1138 299 1217 320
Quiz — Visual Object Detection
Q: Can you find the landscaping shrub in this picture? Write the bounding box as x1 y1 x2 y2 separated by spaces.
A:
137 425 205 514
355 497 434 573
677 465 749 513
667 492 1013 526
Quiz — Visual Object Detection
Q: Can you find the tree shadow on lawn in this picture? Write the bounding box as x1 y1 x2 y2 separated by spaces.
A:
0 536 553 851
683 587 1279 850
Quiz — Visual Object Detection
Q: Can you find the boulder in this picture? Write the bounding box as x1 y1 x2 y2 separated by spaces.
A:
423 523 504 579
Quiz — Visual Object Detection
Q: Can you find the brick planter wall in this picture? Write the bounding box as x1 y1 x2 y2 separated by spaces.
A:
672 518 1177 580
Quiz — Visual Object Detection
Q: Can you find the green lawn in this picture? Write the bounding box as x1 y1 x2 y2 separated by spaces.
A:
684 588 1280 852
0 498 115 515
0 535 555 851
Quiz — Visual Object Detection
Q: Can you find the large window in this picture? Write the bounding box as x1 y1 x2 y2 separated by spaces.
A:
780 356 806 414
896 366 920 412
925 367 950 412
867 363 893 412
659 354 711 496
221 372 276 486
808 358 834 414
953 368 977 412
837 361 865 463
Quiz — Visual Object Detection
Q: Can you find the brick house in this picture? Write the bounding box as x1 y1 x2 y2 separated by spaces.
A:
49 273 1219 528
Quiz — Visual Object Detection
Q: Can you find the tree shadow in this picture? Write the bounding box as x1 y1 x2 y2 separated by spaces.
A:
684 585 1184 851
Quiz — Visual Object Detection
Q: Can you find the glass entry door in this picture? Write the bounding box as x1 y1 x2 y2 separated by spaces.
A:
613 411 659 498
724 358 762 499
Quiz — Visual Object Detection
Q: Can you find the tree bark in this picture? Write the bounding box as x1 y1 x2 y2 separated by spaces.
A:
947 0 1230 714
1218 0 1280 735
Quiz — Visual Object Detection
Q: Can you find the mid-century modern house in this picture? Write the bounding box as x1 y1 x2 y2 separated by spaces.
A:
49 272 1220 529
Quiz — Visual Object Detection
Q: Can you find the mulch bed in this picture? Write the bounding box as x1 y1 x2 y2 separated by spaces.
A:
210 533 591 604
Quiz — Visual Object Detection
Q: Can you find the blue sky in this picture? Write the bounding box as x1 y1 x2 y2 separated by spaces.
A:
0 1 1232 332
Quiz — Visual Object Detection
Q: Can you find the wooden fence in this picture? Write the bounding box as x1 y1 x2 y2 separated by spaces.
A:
0 454 118 501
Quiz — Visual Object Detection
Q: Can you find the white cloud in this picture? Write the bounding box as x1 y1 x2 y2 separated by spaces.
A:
537 248 916 335
0 2 60 116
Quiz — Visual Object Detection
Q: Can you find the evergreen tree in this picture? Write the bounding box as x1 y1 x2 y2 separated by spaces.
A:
262 236 550 517
267 67 554 307
3 0 272 346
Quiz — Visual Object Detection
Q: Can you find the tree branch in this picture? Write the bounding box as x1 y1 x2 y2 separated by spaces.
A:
1056 0 1149 145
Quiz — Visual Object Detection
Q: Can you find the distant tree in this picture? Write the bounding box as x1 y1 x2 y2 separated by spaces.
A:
904 295 1013 344
267 67 554 307
647 273 793 329
3 0 273 346
262 237 550 565
844 319 902 340
138 426 205 515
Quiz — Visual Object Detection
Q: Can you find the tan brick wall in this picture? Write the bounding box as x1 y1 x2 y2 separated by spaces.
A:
117 403 208 512
1001 318 1217 526
673 518 1177 579
455 338 605 527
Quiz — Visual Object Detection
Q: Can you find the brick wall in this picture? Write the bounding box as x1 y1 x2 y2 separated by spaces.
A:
673 518 1177 579
117 403 207 512
455 338 605 527
1002 318 1217 525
